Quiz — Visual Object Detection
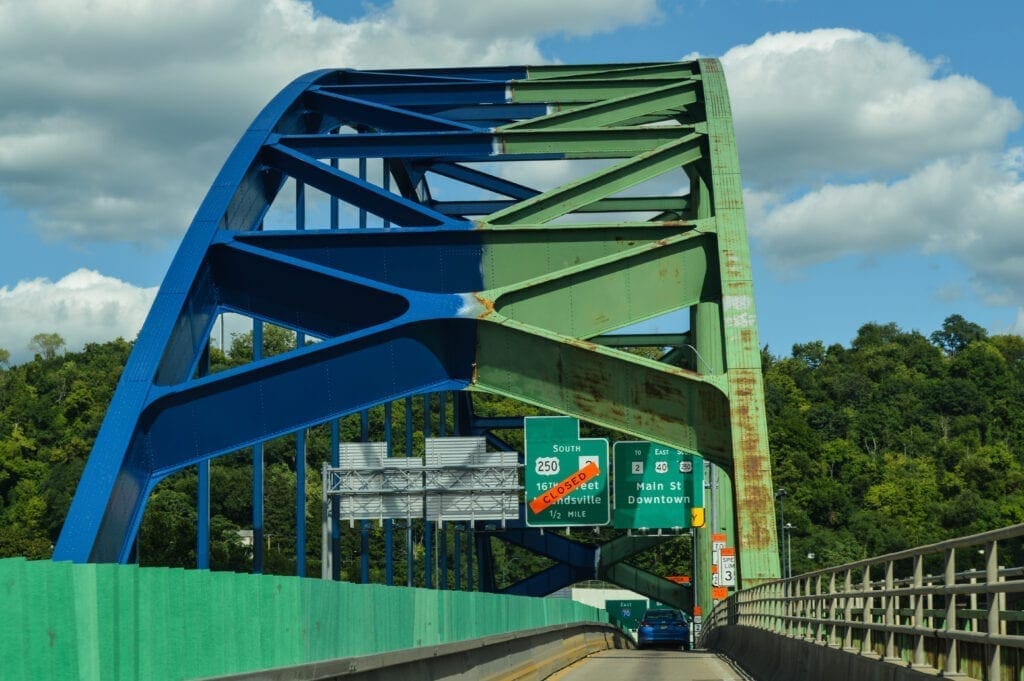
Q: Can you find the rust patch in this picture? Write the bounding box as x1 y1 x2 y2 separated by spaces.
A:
563 336 599 353
732 370 755 399
643 377 675 401
739 327 755 352
474 293 495 319
730 367 778 571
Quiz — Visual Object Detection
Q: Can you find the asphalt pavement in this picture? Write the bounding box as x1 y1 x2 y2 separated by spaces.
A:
545 649 754 681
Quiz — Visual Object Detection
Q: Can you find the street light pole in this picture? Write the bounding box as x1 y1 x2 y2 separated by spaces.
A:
784 523 794 579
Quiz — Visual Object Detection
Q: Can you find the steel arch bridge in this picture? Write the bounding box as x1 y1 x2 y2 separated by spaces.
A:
54 60 780 611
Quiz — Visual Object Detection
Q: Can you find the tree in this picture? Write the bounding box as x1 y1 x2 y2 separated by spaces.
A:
0 347 9 367
930 314 987 355
29 333 65 360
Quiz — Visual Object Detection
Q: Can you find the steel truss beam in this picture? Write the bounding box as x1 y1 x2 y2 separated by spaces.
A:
56 61 780 602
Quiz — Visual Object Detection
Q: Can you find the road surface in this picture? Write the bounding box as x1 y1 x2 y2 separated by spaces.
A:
546 649 752 681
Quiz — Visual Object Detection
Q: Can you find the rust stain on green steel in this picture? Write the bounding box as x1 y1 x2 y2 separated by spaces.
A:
473 293 495 319
700 58 782 584
730 368 775 548
473 322 733 465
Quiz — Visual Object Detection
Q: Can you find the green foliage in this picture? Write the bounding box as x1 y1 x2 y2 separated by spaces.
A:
766 314 1024 564
29 332 66 360
2 312 1023 589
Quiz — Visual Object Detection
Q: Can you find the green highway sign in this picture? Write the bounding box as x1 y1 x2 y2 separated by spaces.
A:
612 441 704 530
605 599 648 630
524 416 609 527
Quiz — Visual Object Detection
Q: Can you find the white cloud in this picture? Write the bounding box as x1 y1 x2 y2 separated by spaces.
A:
0 0 658 246
727 28 1024 318
750 148 1024 302
1013 308 1024 337
387 0 660 39
0 269 156 364
721 29 1022 187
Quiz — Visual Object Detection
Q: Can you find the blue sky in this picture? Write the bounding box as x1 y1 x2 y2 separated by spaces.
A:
1 0 1022 363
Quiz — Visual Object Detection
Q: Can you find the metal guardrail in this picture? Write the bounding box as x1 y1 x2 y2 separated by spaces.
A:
700 523 1024 680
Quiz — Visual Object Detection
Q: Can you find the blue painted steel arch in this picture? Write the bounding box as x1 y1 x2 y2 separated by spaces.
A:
53 67 504 563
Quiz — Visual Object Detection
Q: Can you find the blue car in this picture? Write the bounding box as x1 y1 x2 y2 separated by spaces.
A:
637 608 691 650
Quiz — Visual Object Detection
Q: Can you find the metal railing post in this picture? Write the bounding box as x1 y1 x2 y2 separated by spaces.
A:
913 554 924 668
885 559 896 660
987 540 1000 681
843 568 853 650
829 572 838 646
863 564 873 655
944 547 957 675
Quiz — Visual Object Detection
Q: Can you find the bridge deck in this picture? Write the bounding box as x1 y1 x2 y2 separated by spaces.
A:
548 649 752 681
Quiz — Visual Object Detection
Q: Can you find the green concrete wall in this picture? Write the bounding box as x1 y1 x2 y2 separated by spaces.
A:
0 558 605 681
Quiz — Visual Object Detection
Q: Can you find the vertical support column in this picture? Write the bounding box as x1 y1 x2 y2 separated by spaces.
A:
360 521 370 583
422 393 433 588
197 462 210 569
329 420 339 579
294 179 307 577
406 520 414 587
328 153 340 581
692 300 727 617
425 522 433 588
699 59 780 587
295 429 306 575
382 160 391 229
454 525 463 590
405 397 414 587
197 345 211 569
385 521 394 586
440 523 448 589
466 522 475 590
476 531 491 592
330 154 339 230
384 401 394 586
321 465 332 580
358 158 367 229
360 409 370 584
253 321 264 574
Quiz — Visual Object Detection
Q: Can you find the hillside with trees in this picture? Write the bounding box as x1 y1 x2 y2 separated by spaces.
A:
1 314 1022 581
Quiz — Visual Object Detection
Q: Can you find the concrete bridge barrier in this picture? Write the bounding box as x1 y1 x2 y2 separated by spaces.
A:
197 623 632 681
